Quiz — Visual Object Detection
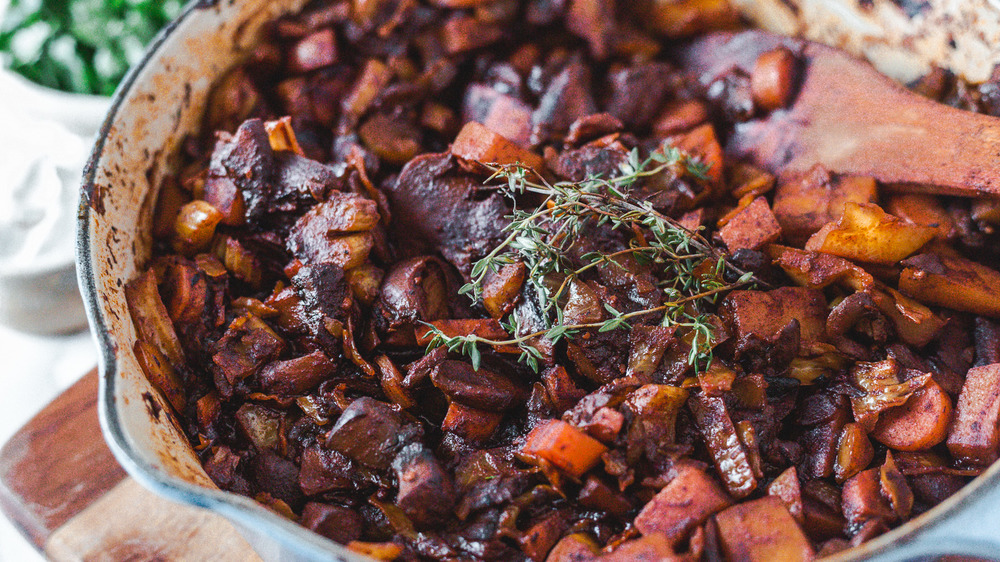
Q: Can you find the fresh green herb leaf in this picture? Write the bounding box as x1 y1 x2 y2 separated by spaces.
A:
426 141 759 374
0 0 183 94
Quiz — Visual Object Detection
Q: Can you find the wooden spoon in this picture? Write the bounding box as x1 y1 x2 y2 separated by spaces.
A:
676 30 1000 198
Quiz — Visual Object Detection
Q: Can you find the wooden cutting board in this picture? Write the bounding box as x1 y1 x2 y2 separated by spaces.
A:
0 369 261 561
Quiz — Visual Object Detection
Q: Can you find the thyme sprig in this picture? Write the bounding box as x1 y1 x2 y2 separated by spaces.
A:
425 142 756 373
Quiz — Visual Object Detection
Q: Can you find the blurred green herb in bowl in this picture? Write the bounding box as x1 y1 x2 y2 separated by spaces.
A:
0 0 184 95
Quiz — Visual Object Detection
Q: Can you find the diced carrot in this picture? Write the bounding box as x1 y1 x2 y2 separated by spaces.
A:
674 123 724 184
415 318 509 344
720 286 827 344
677 208 705 232
522 419 608 479
647 0 740 38
452 121 544 171
633 460 732 547
442 402 504 444
715 496 815 562
871 379 953 451
341 59 393 126
947 363 1000 465
415 318 520 354
464 84 533 147
440 16 503 54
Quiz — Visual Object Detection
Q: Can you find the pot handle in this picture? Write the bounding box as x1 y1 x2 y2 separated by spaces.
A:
870 473 1000 561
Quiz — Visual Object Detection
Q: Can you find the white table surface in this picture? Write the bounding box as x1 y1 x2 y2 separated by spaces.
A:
0 324 97 561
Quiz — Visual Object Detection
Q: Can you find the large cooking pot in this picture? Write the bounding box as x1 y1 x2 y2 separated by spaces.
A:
76 0 1000 559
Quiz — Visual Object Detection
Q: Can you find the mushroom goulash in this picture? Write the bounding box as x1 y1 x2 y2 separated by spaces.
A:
126 1 1000 560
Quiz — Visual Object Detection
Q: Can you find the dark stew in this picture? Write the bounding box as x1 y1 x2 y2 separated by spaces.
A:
125 1 1000 560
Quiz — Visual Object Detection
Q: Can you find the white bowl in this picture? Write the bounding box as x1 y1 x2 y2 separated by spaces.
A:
0 69 108 333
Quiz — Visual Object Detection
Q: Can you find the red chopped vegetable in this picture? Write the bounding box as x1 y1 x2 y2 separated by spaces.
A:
522 419 608 479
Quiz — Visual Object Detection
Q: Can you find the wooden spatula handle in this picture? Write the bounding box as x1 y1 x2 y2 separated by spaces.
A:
680 31 1000 198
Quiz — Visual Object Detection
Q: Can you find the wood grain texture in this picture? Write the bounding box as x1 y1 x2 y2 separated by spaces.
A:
0 368 259 561
45 478 261 562
0 370 126 547
679 30 1000 198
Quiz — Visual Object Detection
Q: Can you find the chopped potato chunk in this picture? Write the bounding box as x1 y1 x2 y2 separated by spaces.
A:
772 165 877 245
718 196 782 252
715 496 815 562
948 363 1000 466
805 202 935 264
899 253 1000 317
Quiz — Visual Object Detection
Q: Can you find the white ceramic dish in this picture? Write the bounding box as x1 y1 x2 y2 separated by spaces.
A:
0 69 108 334
77 1 1000 560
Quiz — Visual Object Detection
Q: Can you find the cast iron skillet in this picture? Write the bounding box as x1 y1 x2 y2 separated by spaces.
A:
76 0 1000 559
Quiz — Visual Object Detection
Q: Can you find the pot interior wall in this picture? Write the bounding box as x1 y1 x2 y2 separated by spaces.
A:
83 0 310 490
